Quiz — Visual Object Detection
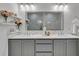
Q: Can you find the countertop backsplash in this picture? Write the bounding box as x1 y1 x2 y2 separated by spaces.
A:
9 30 66 36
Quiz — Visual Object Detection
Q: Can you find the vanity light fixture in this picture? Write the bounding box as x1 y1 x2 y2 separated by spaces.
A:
59 4 64 11
25 4 30 11
20 4 25 11
30 4 36 10
53 3 69 12
64 4 69 12
53 4 59 11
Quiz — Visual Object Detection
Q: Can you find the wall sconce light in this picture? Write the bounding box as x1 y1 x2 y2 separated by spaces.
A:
64 4 69 12
30 4 36 10
20 3 36 11
53 3 69 12
25 4 30 11
53 4 59 11
20 4 25 11
59 4 64 11
53 4 58 11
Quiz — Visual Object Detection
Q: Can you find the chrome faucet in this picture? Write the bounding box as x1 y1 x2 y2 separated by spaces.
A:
43 26 50 36
45 31 50 36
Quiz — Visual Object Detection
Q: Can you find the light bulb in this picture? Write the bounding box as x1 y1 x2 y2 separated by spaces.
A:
25 4 30 11
59 4 64 11
30 4 36 10
53 4 58 11
20 4 25 11
64 4 69 12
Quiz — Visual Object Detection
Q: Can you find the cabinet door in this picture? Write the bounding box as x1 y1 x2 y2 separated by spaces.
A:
36 44 52 51
77 39 79 56
67 40 77 56
54 40 67 56
22 40 34 56
36 40 52 43
36 53 52 56
8 40 21 56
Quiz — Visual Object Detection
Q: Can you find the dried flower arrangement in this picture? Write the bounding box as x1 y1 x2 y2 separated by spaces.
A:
0 10 16 22
15 18 23 29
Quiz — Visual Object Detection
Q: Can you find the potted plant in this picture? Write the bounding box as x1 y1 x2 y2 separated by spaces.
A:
15 18 22 30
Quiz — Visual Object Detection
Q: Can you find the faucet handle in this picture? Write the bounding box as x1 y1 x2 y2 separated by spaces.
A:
47 31 50 36
45 31 50 36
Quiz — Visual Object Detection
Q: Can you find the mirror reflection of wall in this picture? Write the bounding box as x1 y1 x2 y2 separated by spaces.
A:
26 12 63 30
45 12 62 30
27 12 43 30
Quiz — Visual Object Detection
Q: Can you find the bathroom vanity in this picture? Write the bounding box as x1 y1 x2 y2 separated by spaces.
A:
0 11 78 56
8 34 79 56
7 10 67 56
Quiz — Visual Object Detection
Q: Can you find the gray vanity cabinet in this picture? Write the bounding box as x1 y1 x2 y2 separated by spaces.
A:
8 40 53 56
8 40 34 56
54 40 67 56
8 40 21 56
54 39 77 56
67 40 77 56
77 40 79 56
8 39 78 56
21 40 34 56
35 40 53 56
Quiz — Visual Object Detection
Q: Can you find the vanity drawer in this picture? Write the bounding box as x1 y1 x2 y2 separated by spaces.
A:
36 44 52 51
36 53 52 56
36 40 52 43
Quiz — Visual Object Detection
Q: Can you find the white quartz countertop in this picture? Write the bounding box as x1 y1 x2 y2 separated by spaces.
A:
8 33 79 39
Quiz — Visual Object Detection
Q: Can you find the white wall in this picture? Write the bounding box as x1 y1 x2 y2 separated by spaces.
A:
0 3 79 34
64 3 79 33
31 3 79 34
0 3 18 23
0 3 18 14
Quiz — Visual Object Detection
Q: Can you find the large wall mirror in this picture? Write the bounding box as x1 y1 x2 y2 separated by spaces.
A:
27 12 43 30
26 11 64 30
